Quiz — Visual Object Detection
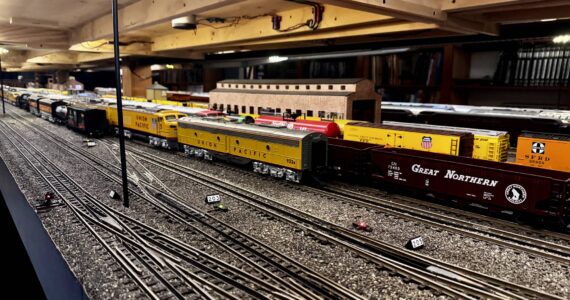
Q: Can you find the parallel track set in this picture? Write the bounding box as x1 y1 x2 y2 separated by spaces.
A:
0 106 567 299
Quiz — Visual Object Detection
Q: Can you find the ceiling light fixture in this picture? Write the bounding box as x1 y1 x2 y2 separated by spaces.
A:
553 34 570 44
0 48 9 55
541 18 557 22
268 56 288 63
9 17 60 29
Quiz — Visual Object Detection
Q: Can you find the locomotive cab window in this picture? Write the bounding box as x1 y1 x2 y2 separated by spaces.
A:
164 115 177 121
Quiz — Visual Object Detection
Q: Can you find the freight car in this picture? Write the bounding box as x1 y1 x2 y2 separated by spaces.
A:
255 115 342 138
370 147 570 226
27 95 44 116
104 105 186 149
66 104 109 137
177 117 328 182
344 123 474 157
516 132 570 172
383 121 510 162
381 108 568 146
38 98 67 123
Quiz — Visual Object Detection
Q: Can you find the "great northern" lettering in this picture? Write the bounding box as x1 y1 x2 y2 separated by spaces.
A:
410 164 498 187
443 170 498 187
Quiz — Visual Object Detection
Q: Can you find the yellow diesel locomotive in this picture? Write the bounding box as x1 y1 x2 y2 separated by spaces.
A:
177 117 328 182
104 105 186 149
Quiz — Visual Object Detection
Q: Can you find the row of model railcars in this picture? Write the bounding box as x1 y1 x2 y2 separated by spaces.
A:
381 102 570 146
4 90 570 228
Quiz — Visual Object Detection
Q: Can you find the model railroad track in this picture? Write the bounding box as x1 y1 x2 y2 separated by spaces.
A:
169 146 570 264
329 182 570 246
0 120 325 300
111 142 564 300
0 122 194 300
300 183 570 265
5 109 360 299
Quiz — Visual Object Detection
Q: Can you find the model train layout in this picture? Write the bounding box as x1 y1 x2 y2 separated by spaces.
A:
4 87 570 228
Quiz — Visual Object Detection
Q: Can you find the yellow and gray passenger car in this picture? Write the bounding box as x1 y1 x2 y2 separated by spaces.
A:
177 118 328 182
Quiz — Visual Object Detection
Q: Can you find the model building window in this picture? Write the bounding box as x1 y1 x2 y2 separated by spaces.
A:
267 85 271 89
285 85 289 90
221 84 225 88
250 85 253 89
276 108 281 113
241 106 246 113
328 85 333 90
341 85 346 90
249 106 254 114
212 103 217 109
234 105 238 113
295 85 299 90
258 107 262 114
296 109 302 116
220 104 224 111
307 110 313 117
286 108 292 114
242 85 246 88
318 111 325 118
258 85 262 89
276 85 280 90
317 85 321 90
306 85 310 90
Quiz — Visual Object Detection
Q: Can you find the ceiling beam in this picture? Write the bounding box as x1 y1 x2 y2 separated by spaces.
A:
151 4 396 52
71 0 245 45
222 22 438 49
27 52 78 65
480 5 570 22
440 0 542 12
318 0 498 35
317 0 446 22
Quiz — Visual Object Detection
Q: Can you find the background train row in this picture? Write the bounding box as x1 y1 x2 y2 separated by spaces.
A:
4 89 570 228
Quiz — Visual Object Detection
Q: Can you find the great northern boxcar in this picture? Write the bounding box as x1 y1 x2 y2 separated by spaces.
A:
66 105 108 137
177 117 328 182
370 147 570 225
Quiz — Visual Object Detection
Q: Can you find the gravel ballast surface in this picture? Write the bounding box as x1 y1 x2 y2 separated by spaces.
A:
2 106 569 299
1 108 447 299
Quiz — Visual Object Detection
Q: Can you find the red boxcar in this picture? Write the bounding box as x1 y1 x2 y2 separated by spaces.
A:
370 147 570 223
255 116 341 138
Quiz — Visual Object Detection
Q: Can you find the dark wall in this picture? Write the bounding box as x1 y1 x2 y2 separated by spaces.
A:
70 71 116 91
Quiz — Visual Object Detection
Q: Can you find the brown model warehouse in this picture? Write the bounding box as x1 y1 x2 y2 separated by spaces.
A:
0 1 570 299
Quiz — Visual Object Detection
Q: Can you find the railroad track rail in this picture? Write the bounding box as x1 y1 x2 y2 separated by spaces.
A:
115 141 562 300
4 108 360 299
305 184 570 265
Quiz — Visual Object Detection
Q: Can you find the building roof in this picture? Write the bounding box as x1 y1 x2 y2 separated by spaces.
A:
218 78 366 85
210 88 354 97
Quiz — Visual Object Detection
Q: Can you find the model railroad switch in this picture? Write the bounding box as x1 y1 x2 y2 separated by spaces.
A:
352 220 372 232
34 191 63 213
405 236 425 250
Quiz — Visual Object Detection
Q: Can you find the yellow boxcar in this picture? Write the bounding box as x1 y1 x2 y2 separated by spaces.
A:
105 105 185 148
383 121 510 162
177 118 328 182
344 122 474 157
515 132 570 172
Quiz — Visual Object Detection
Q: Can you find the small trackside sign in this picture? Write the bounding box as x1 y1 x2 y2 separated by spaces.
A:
205 194 222 204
